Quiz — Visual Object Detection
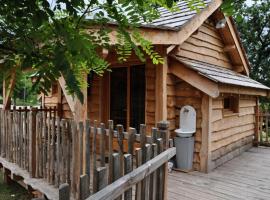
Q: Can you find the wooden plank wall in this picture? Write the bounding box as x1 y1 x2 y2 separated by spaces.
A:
211 94 256 169
167 75 202 171
145 60 156 133
88 75 101 122
176 20 233 69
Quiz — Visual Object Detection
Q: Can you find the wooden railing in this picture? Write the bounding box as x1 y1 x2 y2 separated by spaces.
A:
0 108 174 200
258 112 270 146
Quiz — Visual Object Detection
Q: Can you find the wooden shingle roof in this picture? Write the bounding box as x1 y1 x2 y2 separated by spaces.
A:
174 56 269 90
142 0 211 30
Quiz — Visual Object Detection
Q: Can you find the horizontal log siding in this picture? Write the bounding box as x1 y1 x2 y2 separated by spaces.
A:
176 22 233 69
210 95 256 169
167 77 202 171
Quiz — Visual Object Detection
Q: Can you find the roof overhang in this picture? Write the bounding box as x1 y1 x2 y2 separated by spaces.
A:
169 56 270 97
85 0 223 45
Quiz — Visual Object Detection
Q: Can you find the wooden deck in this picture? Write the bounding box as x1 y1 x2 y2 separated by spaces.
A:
168 147 270 200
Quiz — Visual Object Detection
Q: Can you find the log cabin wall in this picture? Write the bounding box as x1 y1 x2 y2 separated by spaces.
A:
175 20 233 70
167 74 203 171
211 94 256 169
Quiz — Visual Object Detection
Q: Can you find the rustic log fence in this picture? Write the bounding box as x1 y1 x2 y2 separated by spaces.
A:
0 108 175 200
258 112 270 146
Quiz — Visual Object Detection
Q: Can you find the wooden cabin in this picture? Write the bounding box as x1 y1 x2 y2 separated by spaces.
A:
33 0 270 172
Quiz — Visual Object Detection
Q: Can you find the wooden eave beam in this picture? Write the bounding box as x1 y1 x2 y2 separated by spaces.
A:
224 44 236 52
169 59 219 98
219 84 268 96
225 17 250 75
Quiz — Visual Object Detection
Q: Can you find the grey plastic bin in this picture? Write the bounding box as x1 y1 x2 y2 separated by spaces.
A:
174 136 194 171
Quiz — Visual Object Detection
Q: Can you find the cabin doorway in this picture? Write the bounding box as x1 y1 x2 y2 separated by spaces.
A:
110 65 145 130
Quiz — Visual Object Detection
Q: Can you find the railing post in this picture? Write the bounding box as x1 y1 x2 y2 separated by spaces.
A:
29 108 37 178
157 121 170 200
254 97 260 147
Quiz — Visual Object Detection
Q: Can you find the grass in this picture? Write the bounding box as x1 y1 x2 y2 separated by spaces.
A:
0 171 31 200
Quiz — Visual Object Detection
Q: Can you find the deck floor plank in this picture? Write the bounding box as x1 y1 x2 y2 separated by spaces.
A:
168 147 270 200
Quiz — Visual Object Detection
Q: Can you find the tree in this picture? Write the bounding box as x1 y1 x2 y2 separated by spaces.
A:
234 0 270 86
0 0 234 102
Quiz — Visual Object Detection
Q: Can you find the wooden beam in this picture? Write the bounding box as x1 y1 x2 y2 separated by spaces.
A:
57 83 63 117
58 76 75 115
224 44 236 52
219 84 268 96
167 45 177 54
225 17 250 76
169 59 220 98
155 47 168 123
254 97 259 147
200 94 212 173
73 74 88 122
234 65 244 73
3 71 16 110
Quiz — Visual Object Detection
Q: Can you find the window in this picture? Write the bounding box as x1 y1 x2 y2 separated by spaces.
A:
223 95 239 116
110 65 145 130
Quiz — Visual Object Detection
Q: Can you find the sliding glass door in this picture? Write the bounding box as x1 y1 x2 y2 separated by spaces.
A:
110 65 145 130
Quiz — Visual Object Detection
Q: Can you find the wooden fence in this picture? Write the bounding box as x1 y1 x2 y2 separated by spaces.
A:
0 108 175 200
258 112 270 146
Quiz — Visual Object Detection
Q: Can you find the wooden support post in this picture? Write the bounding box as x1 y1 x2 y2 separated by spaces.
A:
3 168 12 185
85 120 91 187
112 153 121 200
57 83 62 118
29 108 37 178
254 97 260 147
157 121 169 200
124 154 132 200
80 174 90 200
3 71 16 110
155 48 168 123
96 167 108 192
200 94 212 173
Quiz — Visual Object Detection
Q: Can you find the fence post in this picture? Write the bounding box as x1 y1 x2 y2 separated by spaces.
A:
254 98 260 147
157 121 170 200
29 108 37 178
59 183 70 200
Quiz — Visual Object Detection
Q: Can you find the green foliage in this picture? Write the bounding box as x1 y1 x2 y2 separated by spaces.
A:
0 0 233 102
234 0 270 106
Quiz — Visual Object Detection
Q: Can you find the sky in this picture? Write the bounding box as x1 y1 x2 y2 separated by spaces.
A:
246 0 255 6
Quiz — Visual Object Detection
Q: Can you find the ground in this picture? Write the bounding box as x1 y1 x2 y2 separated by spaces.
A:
0 171 31 200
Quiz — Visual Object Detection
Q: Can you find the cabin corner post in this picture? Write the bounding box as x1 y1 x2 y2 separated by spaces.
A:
155 47 168 123
200 94 212 173
254 97 260 147
157 121 170 200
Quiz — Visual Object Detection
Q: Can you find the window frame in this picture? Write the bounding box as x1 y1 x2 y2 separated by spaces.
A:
222 94 240 117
